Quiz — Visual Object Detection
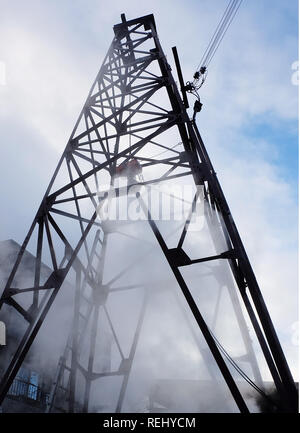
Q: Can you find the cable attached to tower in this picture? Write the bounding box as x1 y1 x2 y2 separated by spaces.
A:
186 0 243 119
209 328 281 410
194 0 243 88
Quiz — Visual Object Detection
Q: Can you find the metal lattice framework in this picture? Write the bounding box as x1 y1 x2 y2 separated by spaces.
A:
0 14 297 413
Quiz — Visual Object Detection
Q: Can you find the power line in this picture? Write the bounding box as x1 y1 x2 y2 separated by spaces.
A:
199 0 239 68
196 0 234 71
206 0 243 67
209 328 280 409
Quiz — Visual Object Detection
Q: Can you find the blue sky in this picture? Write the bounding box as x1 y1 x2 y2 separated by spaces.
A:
243 121 298 191
0 0 298 380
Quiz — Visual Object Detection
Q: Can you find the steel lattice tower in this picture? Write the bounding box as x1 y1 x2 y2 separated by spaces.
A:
0 14 297 413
